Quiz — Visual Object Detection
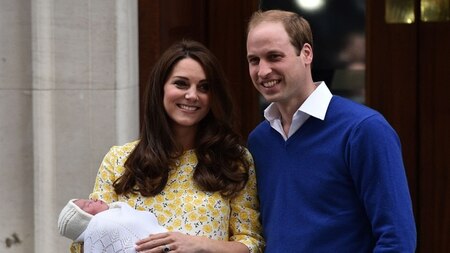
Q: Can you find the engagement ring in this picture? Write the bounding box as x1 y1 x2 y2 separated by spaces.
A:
162 245 171 252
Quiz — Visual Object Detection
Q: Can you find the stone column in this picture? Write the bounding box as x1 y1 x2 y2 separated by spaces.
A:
0 0 33 252
0 0 139 252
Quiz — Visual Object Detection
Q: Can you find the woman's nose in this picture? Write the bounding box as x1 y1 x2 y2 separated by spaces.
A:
184 88 199 101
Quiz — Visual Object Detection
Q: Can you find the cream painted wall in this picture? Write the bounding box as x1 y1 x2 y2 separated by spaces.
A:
0 0 139 252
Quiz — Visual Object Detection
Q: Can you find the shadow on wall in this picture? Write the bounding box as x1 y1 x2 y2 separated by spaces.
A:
3 232 22 248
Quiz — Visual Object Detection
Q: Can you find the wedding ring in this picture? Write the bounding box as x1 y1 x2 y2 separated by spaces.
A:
162 245 171 252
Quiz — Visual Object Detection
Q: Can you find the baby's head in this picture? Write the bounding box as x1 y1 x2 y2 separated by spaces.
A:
57 199 109 241
74 199 109 215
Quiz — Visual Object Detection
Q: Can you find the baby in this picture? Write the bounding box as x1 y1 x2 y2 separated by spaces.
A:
58 199 166 253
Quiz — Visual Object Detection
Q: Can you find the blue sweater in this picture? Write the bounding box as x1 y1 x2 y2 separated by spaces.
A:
248 96 416 253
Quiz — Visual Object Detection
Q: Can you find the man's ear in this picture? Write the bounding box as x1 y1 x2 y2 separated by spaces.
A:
301 43 313 64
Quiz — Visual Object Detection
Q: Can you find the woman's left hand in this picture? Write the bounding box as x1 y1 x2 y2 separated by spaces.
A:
135 231 205 253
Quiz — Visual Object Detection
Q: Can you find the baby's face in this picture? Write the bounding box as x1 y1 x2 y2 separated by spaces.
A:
74 199 109 215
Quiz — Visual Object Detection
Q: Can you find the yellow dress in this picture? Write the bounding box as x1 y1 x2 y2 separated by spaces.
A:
70 141 264 253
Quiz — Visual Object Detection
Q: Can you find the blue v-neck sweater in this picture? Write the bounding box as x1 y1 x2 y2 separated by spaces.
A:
248 96 416 253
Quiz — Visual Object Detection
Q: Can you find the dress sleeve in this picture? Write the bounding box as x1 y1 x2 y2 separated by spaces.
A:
69 146 123 253
229 148 265 253
69 242 82 253
89 146 121 203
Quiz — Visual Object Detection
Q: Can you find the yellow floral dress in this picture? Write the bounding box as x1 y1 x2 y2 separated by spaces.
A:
70 141 264 253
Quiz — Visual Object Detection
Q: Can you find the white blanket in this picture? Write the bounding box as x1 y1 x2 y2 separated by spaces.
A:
83 202 167 253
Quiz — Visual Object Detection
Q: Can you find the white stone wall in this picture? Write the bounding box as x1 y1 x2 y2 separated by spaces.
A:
0 0 139 252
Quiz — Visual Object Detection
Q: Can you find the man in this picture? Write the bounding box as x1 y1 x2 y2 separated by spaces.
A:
246 9 416 252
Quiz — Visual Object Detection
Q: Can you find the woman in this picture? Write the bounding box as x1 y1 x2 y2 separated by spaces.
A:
70 40 264 253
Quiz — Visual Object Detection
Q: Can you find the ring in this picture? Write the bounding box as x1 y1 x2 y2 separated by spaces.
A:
162 245 171 252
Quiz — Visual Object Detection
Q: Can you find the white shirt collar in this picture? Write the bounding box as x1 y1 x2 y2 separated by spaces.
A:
299 81 332 120
263 82 332 140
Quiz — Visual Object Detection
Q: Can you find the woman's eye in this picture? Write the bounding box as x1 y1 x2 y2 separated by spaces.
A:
198 83 209 92
174 80 188 88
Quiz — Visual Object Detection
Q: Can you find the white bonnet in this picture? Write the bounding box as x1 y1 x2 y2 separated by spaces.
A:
57 199 93 241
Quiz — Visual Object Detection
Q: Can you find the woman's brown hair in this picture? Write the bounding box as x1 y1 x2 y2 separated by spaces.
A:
113 40 249 198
